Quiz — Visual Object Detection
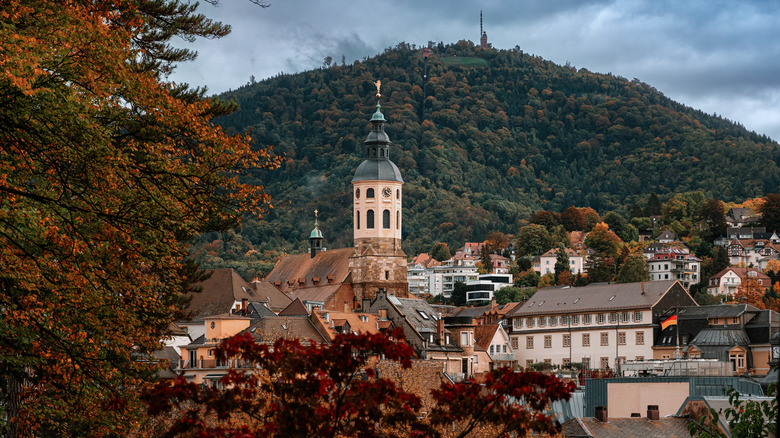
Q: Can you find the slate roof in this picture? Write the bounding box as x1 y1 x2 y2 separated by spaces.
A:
689 328 751 346
242 316 328 345
509 280 681 317
286 283 350 305
265 247 353 293
675 304 760 319
562 417 692 438
246 302 279 319
184 269 257 319
278 298 309 316
392 296 441 332
453 304 493 319
249 279 293 313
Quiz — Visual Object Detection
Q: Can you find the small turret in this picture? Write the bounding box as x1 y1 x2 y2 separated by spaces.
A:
309 209 324 258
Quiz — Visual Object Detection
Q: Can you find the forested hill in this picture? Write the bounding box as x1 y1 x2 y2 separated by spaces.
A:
210 40 780 262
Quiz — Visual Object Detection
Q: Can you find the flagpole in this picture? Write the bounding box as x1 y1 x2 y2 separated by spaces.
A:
674 305 681 359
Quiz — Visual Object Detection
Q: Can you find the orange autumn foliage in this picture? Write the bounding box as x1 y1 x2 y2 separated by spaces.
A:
0 1 277 436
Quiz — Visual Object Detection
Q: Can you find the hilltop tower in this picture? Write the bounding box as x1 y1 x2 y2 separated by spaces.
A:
349 81 408 304
480 11 488 48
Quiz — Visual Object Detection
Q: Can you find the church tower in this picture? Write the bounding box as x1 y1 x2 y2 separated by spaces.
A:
349 81 408 304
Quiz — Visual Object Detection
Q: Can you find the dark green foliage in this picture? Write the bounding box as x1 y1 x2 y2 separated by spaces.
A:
516 224 552 257
554 244 570 283
516 270 541 288
204 41 780 265
615 252 650 283
760 193 780 232
494 286 535 304
450 281 467 307
629 203 645 219
699 198 727 242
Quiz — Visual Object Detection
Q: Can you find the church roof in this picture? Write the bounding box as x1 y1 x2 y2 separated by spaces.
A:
265 247 353 293
352 157 403 182
249 279 293 313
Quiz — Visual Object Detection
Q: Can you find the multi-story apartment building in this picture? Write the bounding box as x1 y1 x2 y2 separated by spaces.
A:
507 280 696 370
643 244 701 290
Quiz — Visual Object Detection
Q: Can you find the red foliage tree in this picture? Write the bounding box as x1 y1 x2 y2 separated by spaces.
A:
144 330 575 437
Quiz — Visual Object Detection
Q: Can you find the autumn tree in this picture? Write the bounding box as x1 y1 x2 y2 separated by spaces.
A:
699 198 727 242
560 206 585 231
584 222 623 259
529 210 561 230
145 331 575 437
731 276 770 310
430 242 452 262
0 1 276 435
478 242 494 274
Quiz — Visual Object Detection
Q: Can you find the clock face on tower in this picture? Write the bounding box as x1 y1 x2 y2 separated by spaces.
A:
355 188 360 199
774 346 780 361
382 187 392 198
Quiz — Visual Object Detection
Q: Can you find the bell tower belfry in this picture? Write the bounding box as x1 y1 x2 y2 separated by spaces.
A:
349 80 409 304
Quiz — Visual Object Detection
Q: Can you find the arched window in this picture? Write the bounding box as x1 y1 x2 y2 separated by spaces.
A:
396 211 399 229
396 189 400 198
383 209 390 229
356 210 360 230
366 188 375 198
367 210 374 229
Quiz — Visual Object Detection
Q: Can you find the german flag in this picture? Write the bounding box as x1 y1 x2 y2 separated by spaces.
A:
661 315 678 330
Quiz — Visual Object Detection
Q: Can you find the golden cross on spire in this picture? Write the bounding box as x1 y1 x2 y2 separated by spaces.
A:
374 80 381 100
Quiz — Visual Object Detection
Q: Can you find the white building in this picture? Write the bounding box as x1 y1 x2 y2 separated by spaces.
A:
644 245 701 290
465 273 514 303
534 247 584 276
428 250 479 297
706 267 771 296
506 280 696 370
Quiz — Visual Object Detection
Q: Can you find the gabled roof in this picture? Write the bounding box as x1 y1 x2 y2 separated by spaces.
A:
242 316 328 345
279 298 309 316
287 283 352 306
184 268 257 319
710 267 770 281
509 280 682 316
562 417 691 438
410 253 441 269
265 247 353 293
312 311 382 340
676 304 760 319
540 247 580 258
474 324 501 351
249 279 293 313
453 304 493 319
391 296 440 332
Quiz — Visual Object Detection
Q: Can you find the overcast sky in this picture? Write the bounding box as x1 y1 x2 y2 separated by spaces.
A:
172 0 780 141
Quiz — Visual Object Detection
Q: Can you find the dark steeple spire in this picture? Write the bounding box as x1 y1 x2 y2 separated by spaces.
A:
352 80 403 183
309 209 324 258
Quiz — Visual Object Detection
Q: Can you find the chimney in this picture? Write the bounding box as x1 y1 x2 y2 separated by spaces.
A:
241 298 248 314
437 318 445 345
595 406 608 423
647 405 659 420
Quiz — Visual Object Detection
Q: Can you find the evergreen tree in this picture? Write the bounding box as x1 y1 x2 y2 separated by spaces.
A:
615 252 650 283
646 194 663 216
554 244 571 284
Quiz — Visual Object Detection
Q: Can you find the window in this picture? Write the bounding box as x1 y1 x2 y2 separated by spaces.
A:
366 209 375 228
584 314 592 324
461 332 468 346
382 209 390 229
366 188 375 198
622 312 631 322
634 311 642 322
600 332 609 346
561 315 570 325
514 318 523 329
610 313 618 323
526 359 534 369
550 316 557 327
511 337 519 349
563 334 571 347
600 357 609 369
563 358 571 367
539 317 546 327
636 356 644 361
474 355 478 364
544 359 552 364
418 310 429 320
636 331 644 345
396 189 400 199
490 345 494 354
618 332 626 345
582 333 590 347
526 318 534 328
526 336 534 349
572 315 580 325
732 317 739 324
503 345 507 353
356 210 360 229
544 335 552 348
598 313 606 324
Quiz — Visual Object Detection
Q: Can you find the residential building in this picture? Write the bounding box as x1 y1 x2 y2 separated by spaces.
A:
657 228 677 243
725 208 759 227
654 304 780 375
407 253 440 296
465 272 513 303
475 323 515 369
534 247 584 275
507 280 696 370
706 267 771 296
428 251 479 297
724 237 779 269
643 244 701 289
179 313 252 384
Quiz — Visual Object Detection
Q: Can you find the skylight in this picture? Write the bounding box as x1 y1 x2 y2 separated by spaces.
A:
418 310 429 320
